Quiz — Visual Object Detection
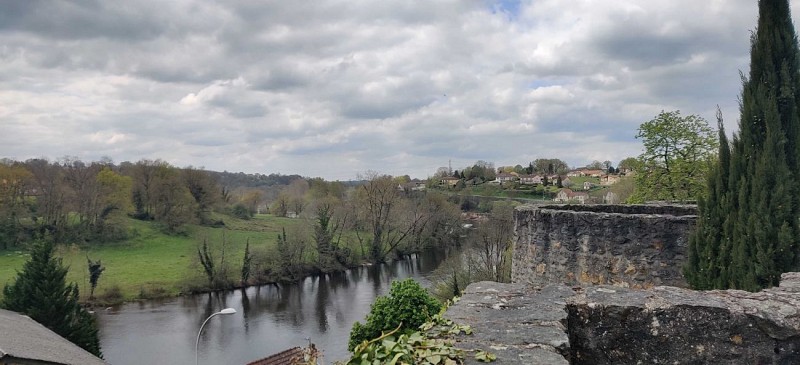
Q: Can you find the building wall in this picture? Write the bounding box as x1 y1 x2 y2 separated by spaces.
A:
512 204 697 288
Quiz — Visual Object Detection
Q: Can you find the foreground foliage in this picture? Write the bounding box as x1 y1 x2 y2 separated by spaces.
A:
348 279 442 351
686 0 800 291
1 240 102 357
347 298 495 365
348 324 464 365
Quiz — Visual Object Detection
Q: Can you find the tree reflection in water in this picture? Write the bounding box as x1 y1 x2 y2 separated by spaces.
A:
98 249 452 365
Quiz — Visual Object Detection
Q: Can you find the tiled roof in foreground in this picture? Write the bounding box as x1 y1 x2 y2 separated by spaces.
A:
246 344 320 365
0 308 107 365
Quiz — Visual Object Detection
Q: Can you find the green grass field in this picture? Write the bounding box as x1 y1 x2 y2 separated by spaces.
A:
0 214 309 303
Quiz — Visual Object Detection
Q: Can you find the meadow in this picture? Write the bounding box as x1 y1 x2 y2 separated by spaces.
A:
0 214 308 303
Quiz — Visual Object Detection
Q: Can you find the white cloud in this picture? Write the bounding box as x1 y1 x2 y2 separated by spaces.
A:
0 0 792 178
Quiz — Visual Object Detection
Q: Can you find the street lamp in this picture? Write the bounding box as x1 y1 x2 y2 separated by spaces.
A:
195 308 237 365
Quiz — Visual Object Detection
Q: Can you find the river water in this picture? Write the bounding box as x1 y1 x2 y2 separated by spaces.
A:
96 250 448 365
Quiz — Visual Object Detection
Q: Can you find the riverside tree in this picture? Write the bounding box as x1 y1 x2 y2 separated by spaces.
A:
686 0 800 291
630 110 718 203
86 257 105 300
1 240 102 357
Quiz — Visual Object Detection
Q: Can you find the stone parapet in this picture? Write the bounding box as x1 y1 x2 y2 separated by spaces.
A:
441 281 572 364
567 271 800 364
445 273 800 364
512 204 696 288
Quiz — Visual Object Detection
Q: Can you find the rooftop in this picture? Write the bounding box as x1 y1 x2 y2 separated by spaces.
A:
0 308 107 365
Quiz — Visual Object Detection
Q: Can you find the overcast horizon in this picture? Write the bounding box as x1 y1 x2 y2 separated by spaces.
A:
2 0 794 180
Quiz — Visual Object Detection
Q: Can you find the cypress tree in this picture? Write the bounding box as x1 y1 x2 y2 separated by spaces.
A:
686 0 800 290
1 240 103 357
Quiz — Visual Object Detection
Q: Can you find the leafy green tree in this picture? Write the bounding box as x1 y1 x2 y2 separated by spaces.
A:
93 167 133 240
686 0 800 290
630 110 718 203
532 158 569 175
617 157 641 174
2 241 102 357
587 160 604 170
231 203 251 219
313 197 345 271
348 279 441 351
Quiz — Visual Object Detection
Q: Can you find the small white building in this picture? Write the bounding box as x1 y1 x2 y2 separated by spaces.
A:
519 174 543 185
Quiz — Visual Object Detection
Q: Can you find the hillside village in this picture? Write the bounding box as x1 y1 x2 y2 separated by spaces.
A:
433 163 634 204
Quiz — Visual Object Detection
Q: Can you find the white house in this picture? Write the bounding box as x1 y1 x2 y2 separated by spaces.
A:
519 174 543 185
554 188 589 204
495 172 518 183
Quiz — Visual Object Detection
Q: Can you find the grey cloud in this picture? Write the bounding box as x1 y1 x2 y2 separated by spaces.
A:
0 0 789 179
0 1 167 41
252 69 310 91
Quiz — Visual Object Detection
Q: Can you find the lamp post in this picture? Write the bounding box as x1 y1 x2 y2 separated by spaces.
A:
195 308 237 365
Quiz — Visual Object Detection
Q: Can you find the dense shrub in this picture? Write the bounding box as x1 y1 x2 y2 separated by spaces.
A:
348 278 441 351
231 204 251 220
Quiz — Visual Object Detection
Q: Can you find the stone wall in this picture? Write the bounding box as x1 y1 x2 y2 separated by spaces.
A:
567 272 800 364
443 203 799 364
442 273 800 364
512 204 697 289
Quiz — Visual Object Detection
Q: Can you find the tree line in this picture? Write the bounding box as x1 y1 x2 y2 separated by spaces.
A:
191 171 468 291
0 158 236 247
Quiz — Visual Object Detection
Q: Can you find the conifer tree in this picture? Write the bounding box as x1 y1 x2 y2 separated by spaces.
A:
686 0 800 290
1 240 102 357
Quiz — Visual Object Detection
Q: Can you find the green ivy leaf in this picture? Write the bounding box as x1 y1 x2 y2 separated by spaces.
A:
475 350 497 362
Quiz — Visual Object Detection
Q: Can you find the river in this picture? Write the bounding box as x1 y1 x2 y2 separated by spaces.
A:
96 250 449 365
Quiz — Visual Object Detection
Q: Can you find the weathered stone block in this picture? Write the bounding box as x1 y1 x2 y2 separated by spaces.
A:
512 204 696 289
567 272 800 365
447 273 800 364
440 281 572 365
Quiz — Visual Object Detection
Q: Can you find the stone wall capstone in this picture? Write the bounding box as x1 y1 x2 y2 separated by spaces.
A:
512 204 697 289
442 273 800 364
567 272 800 364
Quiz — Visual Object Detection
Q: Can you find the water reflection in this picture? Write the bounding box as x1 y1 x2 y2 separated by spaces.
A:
97 250 446 365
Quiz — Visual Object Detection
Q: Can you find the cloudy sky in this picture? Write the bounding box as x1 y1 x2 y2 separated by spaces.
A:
1 0 795 179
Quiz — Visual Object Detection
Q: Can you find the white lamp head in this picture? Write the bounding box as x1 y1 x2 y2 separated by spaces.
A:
219 308 237 315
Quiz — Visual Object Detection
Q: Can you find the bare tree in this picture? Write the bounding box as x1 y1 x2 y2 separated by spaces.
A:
182 166 220 222
270 192 290 217
25 159 69 239
0 162 33 248
470 202 515 282
354 173 435 262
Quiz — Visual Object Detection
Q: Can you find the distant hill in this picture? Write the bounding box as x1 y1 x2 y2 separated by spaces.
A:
207 170 304 189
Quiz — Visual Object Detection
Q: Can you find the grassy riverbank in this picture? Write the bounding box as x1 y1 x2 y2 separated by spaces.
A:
0 214 322 303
